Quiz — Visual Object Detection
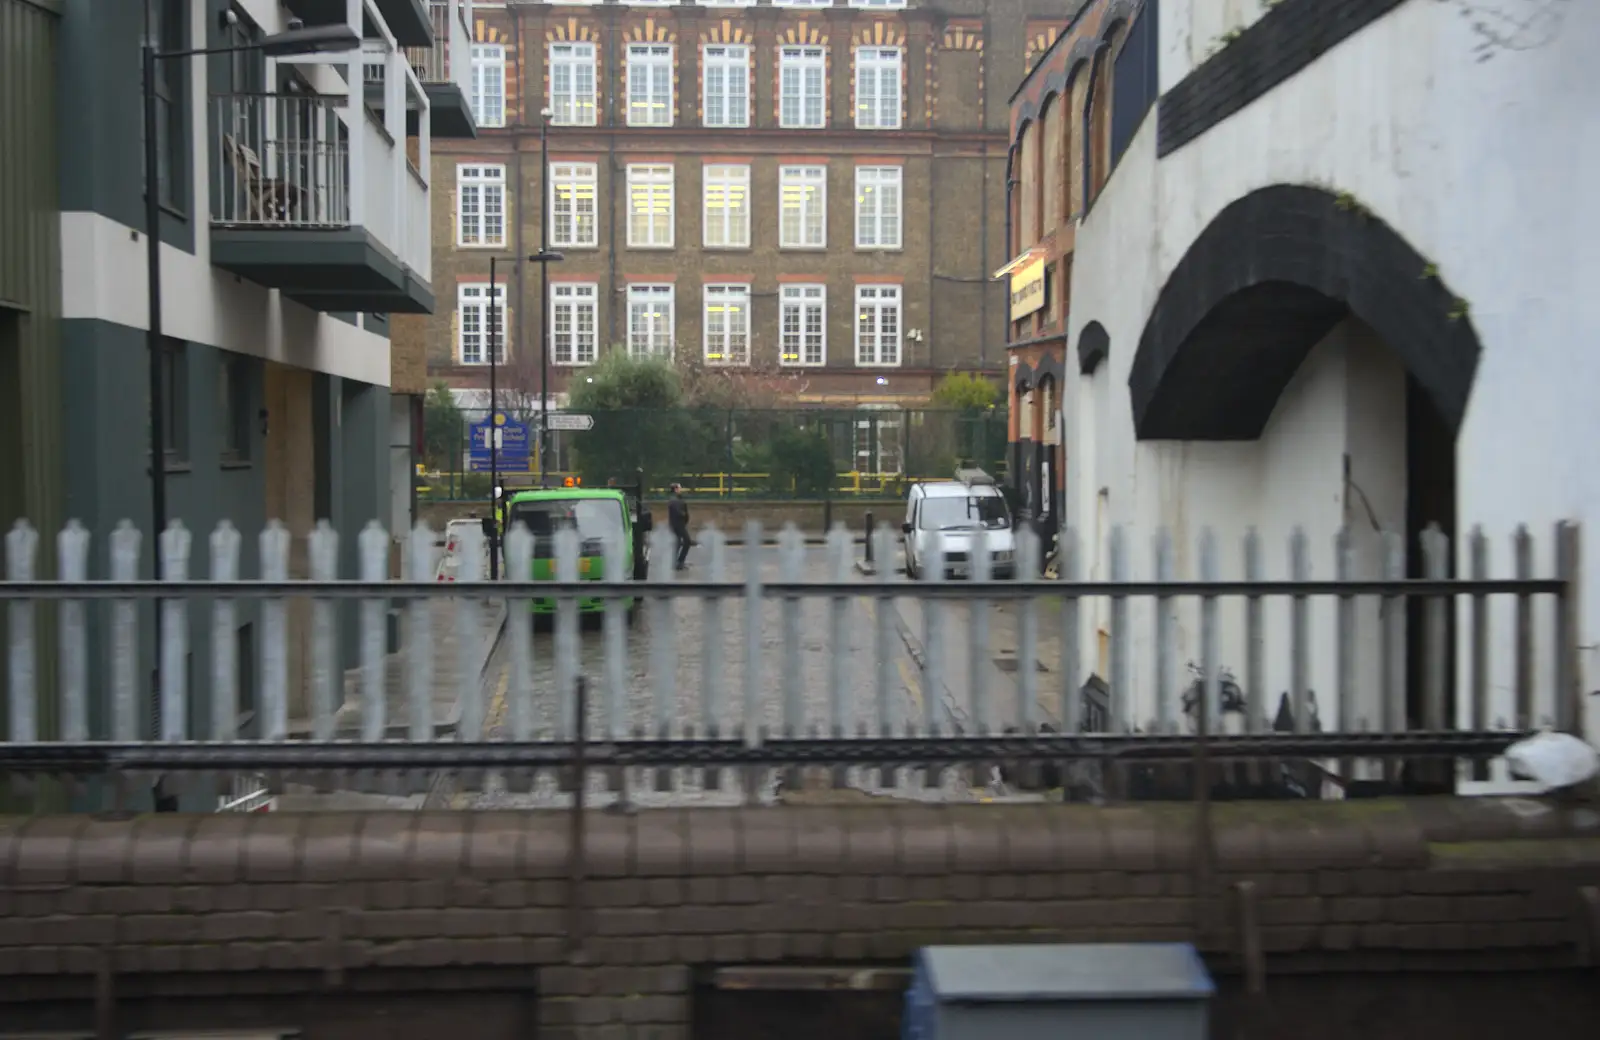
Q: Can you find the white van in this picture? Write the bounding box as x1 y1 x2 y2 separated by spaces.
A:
901 467 1017 579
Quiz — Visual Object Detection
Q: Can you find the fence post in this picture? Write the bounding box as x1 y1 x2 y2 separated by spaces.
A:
863 511 875 566
725 410 735 499
1555 521 1583 737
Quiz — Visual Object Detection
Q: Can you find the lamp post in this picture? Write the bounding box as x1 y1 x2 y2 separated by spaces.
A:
487 254 504 579
483 249 563 579
537 106 558 487
142 16 358 796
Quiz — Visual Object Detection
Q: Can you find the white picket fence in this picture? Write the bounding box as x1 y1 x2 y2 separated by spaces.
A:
0 517 1584 803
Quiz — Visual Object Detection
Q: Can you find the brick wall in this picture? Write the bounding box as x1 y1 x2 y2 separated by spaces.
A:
421 0 1068 402
2 799 1597 1039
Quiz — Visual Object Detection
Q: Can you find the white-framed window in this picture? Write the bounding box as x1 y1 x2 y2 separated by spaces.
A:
779 46 826 129
780 284 826 367
854 165 902 249
626 163 674 248
626 43 675 127
697 0 755 6
471 44 506 128
849 0 907 7
549 42 598 126
854 46 902 129
773 0 832 6
855 284 901 367
627 284 675 358
550 162 598 248
702 44 750 128
551 283 599 366
702 164 750 249
456 164 506 247
458 283 508 366
703 283 750 365
779 165 826 249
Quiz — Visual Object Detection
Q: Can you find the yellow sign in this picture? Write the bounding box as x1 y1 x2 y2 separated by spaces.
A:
1009 258 1047 322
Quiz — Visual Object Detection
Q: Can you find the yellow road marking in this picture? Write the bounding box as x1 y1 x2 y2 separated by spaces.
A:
896 655 923 714
485 658 510 730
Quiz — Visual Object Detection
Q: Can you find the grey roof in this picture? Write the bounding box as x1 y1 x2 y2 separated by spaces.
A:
919 943 1215 1004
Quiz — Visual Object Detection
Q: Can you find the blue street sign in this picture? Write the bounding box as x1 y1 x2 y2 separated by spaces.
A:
467 413 531 472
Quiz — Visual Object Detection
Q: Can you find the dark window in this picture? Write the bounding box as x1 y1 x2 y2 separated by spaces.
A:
1111 5 1160 168
144 0 189 213
158 340 189 465
219 354 253 463
222 3 265 93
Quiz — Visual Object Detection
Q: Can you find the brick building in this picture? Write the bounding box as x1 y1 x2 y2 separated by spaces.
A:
392 0 1083 431
997 0 1155 529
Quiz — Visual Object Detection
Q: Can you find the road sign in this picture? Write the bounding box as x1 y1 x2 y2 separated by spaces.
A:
545 412 595 432
468 412 531 471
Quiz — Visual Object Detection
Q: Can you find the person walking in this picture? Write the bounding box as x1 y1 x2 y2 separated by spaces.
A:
668 483 692 571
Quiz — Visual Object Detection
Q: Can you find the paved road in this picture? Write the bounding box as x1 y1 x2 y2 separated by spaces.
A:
451 546 1022 808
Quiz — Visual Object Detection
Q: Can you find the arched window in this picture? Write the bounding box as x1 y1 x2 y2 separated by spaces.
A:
1066 67 1089 218
1084 25 1125 205
1018 120 1039 246
1041 94 1064 232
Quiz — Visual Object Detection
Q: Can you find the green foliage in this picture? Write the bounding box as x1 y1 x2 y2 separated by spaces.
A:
566 349 683 411
565 349 703 489
929 372 1000 412
422 381 464 471
766 426 837 497
457 471 494 500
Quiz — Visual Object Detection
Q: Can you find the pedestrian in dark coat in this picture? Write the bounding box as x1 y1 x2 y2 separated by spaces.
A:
668 483 692 570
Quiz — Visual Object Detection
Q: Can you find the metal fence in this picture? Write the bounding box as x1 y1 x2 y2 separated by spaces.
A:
0 517 1584 807
420 406 1010 500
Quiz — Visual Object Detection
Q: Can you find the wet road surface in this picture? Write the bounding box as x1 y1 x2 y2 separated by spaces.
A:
441 545 1065 808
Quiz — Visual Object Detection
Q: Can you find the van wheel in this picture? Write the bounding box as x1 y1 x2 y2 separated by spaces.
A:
904 555 917 579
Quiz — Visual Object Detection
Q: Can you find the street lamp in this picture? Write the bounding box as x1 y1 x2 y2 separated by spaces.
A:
143 16 358 795
536 106 564 487
484 250 561 579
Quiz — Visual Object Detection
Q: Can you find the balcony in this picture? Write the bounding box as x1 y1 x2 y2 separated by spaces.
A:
393 0 477 138
283 0 433 49
210 89 433 314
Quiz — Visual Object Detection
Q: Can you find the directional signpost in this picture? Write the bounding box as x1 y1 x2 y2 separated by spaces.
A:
468 413 531 473
545 412 595 432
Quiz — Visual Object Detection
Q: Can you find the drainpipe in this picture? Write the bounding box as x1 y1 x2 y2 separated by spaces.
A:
513 9 527 397
1003 143 1018 353
605 3 620 346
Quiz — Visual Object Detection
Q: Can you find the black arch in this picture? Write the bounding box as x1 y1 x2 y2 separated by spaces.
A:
1128 184 1482 441
1013 359 1036 393
1033 350 1065 386
1078 321 1109 375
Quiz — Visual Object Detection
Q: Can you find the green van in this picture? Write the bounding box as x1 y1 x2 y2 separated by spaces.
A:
501 483 653 620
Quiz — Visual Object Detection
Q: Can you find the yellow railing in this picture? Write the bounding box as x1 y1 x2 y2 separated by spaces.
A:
416 470 992 499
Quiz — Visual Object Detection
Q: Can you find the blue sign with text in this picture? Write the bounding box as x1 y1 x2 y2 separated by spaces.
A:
467 414 532 472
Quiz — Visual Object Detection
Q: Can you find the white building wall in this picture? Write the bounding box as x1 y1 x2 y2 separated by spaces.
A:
1068 0 1599 744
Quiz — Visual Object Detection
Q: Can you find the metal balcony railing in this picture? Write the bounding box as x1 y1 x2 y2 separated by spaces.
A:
0 518 1585 806
407 0 470 86
212 93 351 228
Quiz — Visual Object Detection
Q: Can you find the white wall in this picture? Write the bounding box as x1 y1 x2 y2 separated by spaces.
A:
60 212 392 388
1068 0 1599 744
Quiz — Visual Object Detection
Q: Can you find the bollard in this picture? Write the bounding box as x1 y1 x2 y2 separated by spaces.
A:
864 511 875 565
823 497 833 533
